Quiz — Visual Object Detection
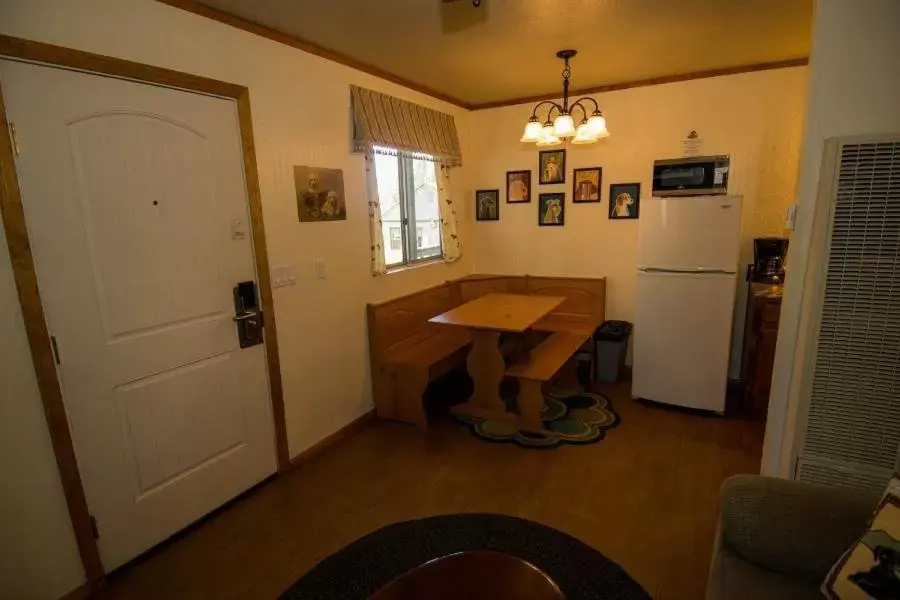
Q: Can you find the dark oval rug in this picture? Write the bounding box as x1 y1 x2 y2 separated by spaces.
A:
280 513 650 600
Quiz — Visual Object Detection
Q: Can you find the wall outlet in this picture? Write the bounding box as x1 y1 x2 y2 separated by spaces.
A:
314 259 326 280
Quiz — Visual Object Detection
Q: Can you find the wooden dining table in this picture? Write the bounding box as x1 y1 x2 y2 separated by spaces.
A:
429 293 565 421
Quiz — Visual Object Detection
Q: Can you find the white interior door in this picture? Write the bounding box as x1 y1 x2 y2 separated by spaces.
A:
632 271 737 412
638 195 742 271
0 60 277 571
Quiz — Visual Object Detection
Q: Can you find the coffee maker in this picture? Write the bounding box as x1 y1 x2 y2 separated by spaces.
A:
749 237 789 283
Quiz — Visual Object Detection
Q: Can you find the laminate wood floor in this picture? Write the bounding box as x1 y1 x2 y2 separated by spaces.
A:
98 381 764 600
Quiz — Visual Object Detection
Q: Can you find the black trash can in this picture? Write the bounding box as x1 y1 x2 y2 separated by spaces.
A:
594 320 633 382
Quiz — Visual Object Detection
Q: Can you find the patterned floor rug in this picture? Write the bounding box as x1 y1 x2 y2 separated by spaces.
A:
454 387 620 449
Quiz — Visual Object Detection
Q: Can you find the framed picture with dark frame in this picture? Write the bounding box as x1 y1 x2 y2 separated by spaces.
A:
538 149 566 184
572 167 602 203
506 170 532 203
609 183 640 219
475 189 500 221
538 193 565 226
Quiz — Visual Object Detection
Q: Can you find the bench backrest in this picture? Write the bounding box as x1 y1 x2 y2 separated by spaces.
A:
367 282 458 357
456 274 527 302
526 276 606 323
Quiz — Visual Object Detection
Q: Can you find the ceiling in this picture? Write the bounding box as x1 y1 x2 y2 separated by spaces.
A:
193 0 814 107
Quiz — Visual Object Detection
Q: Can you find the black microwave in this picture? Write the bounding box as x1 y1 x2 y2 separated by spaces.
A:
652 155 730 197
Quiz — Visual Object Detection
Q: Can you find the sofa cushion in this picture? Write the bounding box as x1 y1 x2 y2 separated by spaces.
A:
720 475 879 583
706 545 822 600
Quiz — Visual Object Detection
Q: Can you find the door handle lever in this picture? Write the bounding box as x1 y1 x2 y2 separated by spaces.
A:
233 310 260 322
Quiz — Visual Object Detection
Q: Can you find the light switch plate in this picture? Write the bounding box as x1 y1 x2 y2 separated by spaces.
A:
314 259 326 280
270 264 297 288
785 203 798 231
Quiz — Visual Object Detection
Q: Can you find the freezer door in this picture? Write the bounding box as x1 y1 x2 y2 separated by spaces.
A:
632 271 737 412
638 195 742 272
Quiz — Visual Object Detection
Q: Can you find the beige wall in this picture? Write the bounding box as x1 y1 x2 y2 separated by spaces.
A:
762 0 900 477
0 224 86 599
0 0 473 597
466 68 808 374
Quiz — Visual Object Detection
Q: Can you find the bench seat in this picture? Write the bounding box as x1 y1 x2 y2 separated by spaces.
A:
506 331 589 432
531 315 597 337
506 332 589 381
384 329 471 371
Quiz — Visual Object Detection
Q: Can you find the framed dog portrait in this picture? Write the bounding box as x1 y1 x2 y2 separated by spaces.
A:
573 167 602 203
609 183 640 219
295 165 347 222
538 150 566 185
506 170 532 203
475 189 500 221
538 193 565 226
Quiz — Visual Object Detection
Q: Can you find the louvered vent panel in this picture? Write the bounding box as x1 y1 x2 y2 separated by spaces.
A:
797 140 900 492
796 456 890 493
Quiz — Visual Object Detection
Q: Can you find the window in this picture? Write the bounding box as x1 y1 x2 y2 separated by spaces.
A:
389 228 402 251
374 148 443 269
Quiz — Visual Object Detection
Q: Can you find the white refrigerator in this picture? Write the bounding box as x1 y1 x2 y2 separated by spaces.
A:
632 195 743 413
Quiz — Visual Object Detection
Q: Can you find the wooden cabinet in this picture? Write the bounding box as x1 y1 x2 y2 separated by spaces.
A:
741 284 783 416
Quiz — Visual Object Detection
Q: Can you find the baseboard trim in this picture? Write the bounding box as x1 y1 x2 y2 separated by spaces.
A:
286 409 376 472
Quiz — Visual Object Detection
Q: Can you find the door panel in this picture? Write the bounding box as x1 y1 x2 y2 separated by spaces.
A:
632 271 737 412
0 60 277 570
638 195 742 271
69 113 224 338
118 353 245 493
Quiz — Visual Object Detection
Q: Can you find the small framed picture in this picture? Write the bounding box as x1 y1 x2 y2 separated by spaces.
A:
609 183 640 219
475 189 500 221
538 149 566 185
506 170 532 203
538 193 565 226
572 167 602 203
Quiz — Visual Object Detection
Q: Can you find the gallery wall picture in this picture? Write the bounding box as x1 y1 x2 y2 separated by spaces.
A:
573 167 602 203
295 166 347 222
475 189 500 221
538 193 565 226
538 149 566 185
506 170 532 203
609 183 640 219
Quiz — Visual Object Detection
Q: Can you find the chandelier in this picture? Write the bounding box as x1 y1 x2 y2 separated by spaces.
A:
520 49 610 146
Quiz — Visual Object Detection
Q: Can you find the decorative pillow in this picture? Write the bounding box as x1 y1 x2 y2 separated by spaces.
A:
823 475 900 599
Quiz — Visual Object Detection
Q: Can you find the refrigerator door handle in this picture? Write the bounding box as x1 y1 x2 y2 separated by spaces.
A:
639 267 737 275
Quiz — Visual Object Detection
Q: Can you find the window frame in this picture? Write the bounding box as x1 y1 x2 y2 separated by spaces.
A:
377 149 444 270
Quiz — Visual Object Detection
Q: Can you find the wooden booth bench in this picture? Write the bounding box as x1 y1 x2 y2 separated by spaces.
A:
366 274 606 427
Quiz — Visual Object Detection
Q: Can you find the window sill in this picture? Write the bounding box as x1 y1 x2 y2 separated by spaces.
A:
384 257 447 275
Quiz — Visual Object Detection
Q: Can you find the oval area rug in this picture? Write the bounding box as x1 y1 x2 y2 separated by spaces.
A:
280 513 650 600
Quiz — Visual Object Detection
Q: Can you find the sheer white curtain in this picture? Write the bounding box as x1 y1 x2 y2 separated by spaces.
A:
438 164 462 263
365 151 387 276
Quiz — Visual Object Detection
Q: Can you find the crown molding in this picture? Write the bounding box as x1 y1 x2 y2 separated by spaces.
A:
156 1 808 113
155 0 474 110
468 57 810 110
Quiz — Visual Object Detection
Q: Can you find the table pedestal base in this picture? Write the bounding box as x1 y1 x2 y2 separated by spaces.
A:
516 379 548 434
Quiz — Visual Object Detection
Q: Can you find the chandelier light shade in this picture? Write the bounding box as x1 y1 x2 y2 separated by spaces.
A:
520 117 543 142
587 113 608 137
536 122 561 146
552 113 576 138
520 50 609 146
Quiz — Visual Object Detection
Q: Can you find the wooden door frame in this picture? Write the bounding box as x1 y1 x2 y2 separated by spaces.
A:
0 34 291 591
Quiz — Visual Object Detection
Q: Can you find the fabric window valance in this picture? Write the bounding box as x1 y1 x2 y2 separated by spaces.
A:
350 85 462 167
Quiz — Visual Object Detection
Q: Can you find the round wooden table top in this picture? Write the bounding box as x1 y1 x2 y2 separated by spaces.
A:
370 550 564 600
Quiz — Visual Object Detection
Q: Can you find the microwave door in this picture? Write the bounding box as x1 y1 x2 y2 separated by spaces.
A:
657 166 707 189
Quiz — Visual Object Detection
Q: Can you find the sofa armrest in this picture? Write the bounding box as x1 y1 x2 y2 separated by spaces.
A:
718 474 879 583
